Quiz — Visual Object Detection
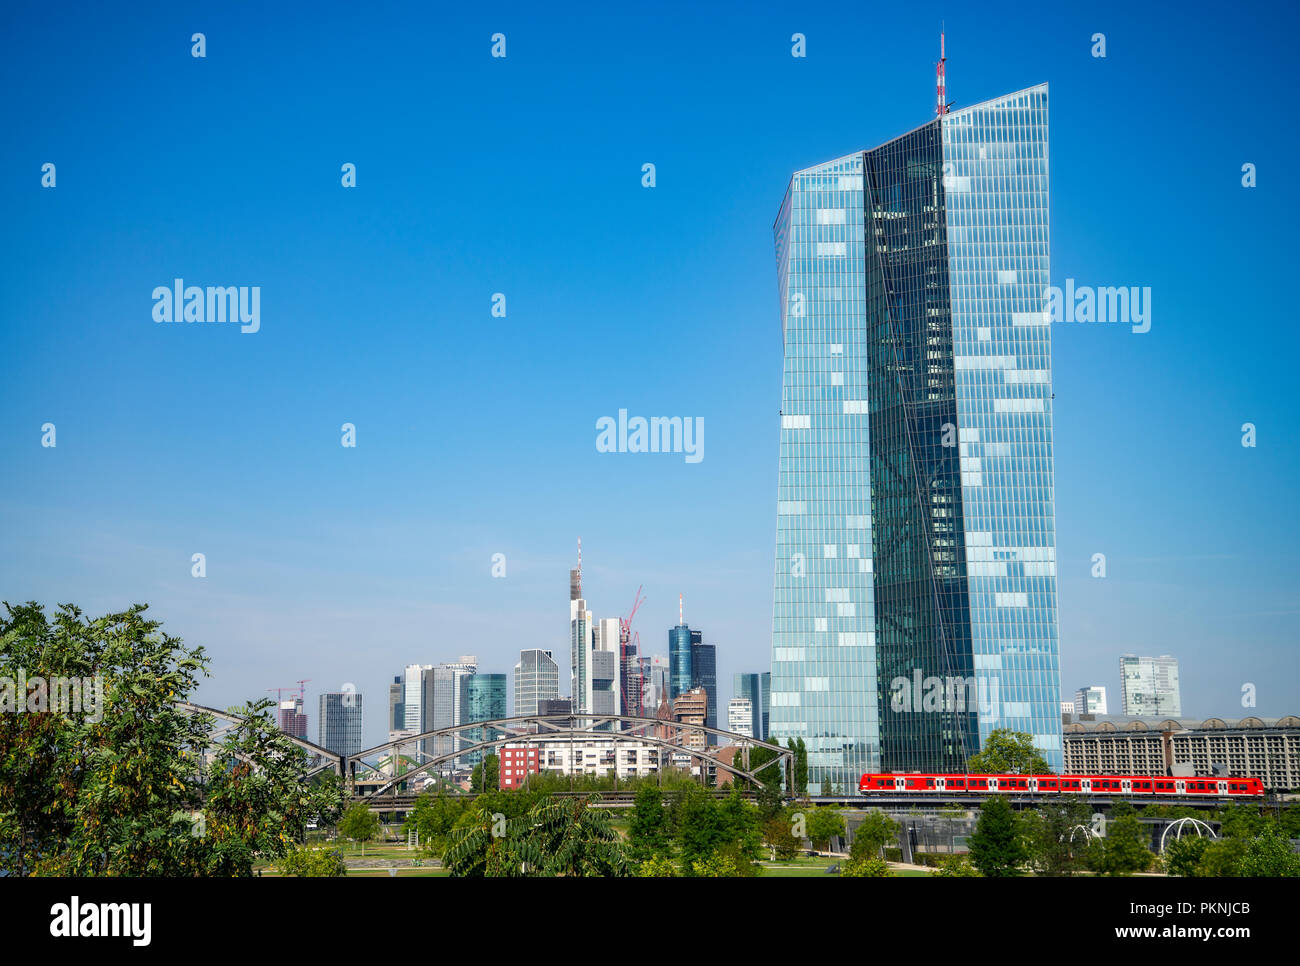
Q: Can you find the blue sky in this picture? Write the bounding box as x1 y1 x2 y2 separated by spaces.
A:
2 1 1297 746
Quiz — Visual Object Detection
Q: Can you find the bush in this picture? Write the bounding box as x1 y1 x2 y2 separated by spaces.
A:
934 855 981 877
841 857 891 877
636 855 679 878
883 847 903 863
277 846 347 877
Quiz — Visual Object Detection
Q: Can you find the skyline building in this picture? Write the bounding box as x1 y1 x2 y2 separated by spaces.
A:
434 657 477 764
690 631 718 742
593 617 622 719
733 671 771 741
668 622 693 701
570 595 594 713
769 83 1062 791
388 675 404 732
515 648 560 717
1075 685 1108 716
1120 655 1181 717
318 691 363 758
641 654 669 713
464 672 507 765
276 695 308 739
728 697 755 738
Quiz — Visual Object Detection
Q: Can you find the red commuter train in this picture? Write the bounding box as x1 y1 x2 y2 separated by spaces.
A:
858 773 1265 798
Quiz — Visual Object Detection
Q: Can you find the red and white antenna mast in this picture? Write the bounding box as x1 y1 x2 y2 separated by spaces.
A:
679 593 684 625
936 29 949 117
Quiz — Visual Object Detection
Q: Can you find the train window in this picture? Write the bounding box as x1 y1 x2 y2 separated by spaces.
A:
926 779 934 787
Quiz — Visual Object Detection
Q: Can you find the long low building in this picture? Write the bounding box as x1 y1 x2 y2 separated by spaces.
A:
499 737 669 788
1062 714 1300 790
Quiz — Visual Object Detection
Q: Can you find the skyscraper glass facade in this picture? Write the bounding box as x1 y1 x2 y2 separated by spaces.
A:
769 85 1061 791
668 624 692 700
690 635 717 740
464 673 507 765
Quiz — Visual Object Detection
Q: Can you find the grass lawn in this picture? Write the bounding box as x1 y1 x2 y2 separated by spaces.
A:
761 855 933 877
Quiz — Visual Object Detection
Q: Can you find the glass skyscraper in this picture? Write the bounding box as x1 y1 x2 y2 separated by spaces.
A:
464 672 507 765
770 85 1062 791
318 691 363 758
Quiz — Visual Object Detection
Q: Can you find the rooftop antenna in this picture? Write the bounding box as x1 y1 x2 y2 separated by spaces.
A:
936 27 949 117
577 536 582 595
679 593 684 625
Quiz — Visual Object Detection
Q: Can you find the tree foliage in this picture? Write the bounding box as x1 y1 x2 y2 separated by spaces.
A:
0 602 341 877
805 807 846 852
965 729 1052 775
851 811 899 861
1085 800 1152 876
442 795 630 877
968 796 1027 876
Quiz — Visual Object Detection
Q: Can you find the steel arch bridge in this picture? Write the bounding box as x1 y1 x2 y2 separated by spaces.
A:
177 704 791 799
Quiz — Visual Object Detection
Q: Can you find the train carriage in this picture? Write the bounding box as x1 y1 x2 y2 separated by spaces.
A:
858 772 1264 798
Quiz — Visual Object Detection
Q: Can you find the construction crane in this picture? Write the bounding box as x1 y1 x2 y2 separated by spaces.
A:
619 586 645 719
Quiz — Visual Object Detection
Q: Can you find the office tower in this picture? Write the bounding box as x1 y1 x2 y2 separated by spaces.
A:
571 595 594 713
641 654 669 712
402 664 436 757
434 657 477 765
673 687 709 752
733 671 771 741
668 624 692 700
592 618 622 717
728 697 755 739
464 673 507 765
318 691 363 758
1075 686 1108 716
515 648 560 717
769 83 1061 790
537 697 573 716
621 649 643 718
1120 655 1181 717
689 631 717 742
1060 701 1075 715
277 695 307 739
388 675 404 732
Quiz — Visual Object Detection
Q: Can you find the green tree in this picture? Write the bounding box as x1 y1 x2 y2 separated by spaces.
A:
851 811 900 861
806 807 847 852
965 729 1052 775
278 845 348 877
762 812 801 861
1088 801 1152 876
443 795 629 877
745 744 785 817
1239 825 1300 877
338 802 380 854
627 785 672 863
468 753 500 793
934 855 981 876
636 854 679 877
1279 805 1300 839
0 602 339 877
1196 837 1247 877
718 788 762 862
1021 798 1090 876
1163 835 1211 877
692 845 756 877
1217 802 1267 840
674 785 725 874
968 797 1027 876
787 738 809 798
404 791 468 856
